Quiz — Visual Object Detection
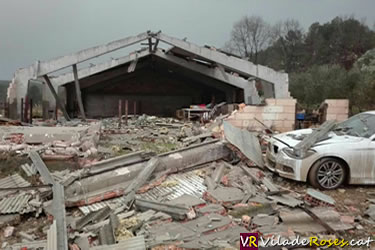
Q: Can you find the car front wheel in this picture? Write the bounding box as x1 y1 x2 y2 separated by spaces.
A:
308 158 346 190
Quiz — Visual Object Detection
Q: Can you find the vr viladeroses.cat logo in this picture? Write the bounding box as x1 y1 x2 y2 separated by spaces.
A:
240 233 258 250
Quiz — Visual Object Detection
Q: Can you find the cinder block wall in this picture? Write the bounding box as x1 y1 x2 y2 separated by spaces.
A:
226 98 297 132
325 99 349 122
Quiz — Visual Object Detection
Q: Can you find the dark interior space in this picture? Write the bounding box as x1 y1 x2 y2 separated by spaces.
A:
64 55 241 118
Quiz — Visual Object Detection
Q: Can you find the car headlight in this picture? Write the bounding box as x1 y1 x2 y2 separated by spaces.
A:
282 147 316 159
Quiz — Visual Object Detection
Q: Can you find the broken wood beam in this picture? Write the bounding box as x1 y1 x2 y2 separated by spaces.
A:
43 75 70 121
72 64 86 120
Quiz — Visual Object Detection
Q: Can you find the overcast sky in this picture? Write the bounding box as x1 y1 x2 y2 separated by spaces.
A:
0 0 374 80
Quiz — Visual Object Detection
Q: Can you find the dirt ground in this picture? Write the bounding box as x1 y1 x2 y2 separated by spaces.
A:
271 171 375 244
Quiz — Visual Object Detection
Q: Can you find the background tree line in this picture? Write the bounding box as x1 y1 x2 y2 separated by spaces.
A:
225 15 375 113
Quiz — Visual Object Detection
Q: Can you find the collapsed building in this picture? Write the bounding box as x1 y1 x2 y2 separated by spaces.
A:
7 31 290 120
0 31 372 250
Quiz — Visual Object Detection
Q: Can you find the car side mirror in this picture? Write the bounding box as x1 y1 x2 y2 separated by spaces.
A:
370 134 375 141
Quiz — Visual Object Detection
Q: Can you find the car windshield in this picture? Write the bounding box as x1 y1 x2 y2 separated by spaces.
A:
335 113 375 138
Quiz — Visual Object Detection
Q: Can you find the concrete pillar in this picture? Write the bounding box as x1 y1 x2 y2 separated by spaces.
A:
244 80 260 105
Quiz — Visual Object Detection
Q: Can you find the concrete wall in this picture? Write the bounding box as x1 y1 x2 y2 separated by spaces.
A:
226 98 297 132
325 99 349 122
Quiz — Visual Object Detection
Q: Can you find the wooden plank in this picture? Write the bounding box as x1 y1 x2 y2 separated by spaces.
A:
43 75 70 121
72 64 86 120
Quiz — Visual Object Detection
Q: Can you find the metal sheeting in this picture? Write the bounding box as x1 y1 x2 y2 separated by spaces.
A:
79 171 206 215
223 121 264 167
139 171 206 201
0 192 35 214
0 174 31 198
90 236 146 250
21 163 37 177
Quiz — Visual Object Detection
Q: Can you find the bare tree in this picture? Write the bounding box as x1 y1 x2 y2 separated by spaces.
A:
225 16 272 64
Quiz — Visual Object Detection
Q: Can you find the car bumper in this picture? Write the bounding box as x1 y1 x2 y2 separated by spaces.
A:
265 148 304 182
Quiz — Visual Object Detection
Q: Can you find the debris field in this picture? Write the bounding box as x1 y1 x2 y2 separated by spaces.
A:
0 113 374 250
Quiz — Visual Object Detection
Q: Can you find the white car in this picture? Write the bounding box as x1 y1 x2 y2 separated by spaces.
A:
265 111 375 189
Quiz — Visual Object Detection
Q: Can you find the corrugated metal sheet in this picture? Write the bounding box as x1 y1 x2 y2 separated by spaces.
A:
90 236 145 250
79 171 206 215
0 174 31 198
0 192 35 214
139 171 206 201
21 163 37 177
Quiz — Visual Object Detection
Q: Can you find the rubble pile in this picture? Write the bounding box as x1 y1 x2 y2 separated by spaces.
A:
0 116 374 250
0 120 101 159
97 115 211 156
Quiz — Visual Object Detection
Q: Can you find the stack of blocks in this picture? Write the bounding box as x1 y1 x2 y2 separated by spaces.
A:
227 98 297 132
324 99 349 122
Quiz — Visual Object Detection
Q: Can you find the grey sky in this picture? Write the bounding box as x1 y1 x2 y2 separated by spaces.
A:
0 0 374 80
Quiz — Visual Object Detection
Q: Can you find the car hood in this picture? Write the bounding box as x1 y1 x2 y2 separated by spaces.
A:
273 128 364 148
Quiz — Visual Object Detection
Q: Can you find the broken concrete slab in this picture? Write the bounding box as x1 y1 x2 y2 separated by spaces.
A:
223 121 264 167
180 224 248 249
229 202 275 218
305 188 335 206
135 198 189 220
65 141 229 207
252 214 279 226
183 214 232 234
196 204 226 216
167 194 205 207
280 207 353 233
204 187 245 205
293 120 336 157
75 206 111 230
365 204 375 220
85 151 154 175
267 194 303 208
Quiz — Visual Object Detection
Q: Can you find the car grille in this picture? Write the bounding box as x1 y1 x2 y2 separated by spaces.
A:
273 145 279 154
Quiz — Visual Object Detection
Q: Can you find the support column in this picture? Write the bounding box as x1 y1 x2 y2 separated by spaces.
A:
244 80 261 105
43 75 70 121
73 64 86 120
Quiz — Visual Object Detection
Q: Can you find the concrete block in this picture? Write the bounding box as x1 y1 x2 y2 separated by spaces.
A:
243 105 263 113
265 99 277 105
283 120 295 128
283 106 296 114
277 113 295 121
327 107 349 115
276 98 297 106
325 99 337 106
271 120 284 128
234 112 256 120
326 114 337 121
335 99 349 107
263 106 283 113
262 113 279 121
228 119 244 128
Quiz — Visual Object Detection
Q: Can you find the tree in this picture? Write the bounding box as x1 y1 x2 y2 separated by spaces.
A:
225 16 272 64
304 17 375 69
